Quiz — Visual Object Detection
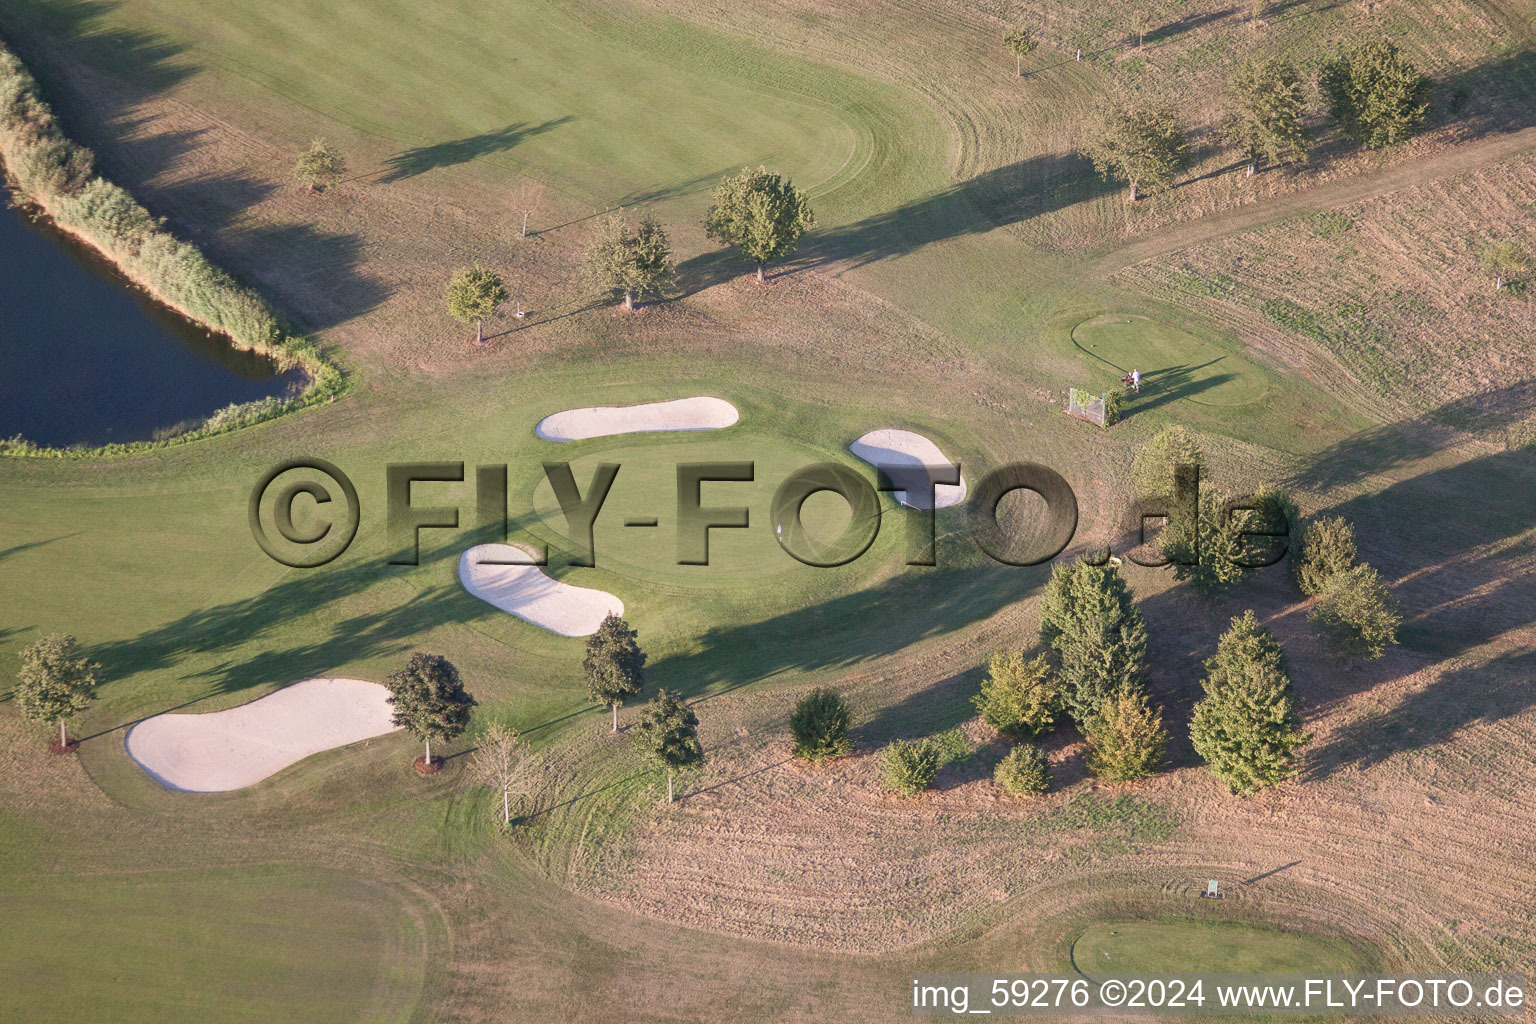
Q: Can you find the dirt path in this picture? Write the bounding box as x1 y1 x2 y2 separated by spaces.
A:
1094 125 1536 275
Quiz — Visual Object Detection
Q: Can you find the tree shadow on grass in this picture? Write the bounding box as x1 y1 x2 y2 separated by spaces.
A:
376 118 574 183
650 561 1047 701
673 150 1115 293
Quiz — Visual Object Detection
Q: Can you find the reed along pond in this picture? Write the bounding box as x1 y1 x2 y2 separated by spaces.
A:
0 188 303 448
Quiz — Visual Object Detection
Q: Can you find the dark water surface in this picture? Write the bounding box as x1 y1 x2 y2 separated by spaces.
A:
0 187 302 447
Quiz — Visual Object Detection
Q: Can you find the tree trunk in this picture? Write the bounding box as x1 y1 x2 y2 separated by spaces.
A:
475 319 483 345
1129 181 1139 202
624 289 635 310
1016 54 1022 76
425 736 432 764
521 210 530 238
503 787 510 824
755 263 765 283
59 718 67 748
667 772 674 803
612 703 618 732
1246 161 1256 177
1497 274 1505 290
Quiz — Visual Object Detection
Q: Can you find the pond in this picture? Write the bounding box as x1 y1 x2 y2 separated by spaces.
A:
0 184 303 448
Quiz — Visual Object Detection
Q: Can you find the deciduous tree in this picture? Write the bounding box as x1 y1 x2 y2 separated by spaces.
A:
295 138 346 192
1309 564 1401 668
1085 688 1166 782
467 721 529 824
386 653 477 767
971 651 1059 739
1038 560 1147 725
444 266 508 344
703 166 815 282
789 688 854 761
1082 101 1191 201
1320 39 1431 149
1224 57 1311 176
1190 611 1310 793
584 613 647 731
15 633 99 751
1004 26 1038 75
1480 238 1531 291
633 689 704 802
582 213 675 310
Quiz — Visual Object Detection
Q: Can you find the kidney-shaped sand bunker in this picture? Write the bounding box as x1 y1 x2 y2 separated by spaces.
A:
125 678 399 792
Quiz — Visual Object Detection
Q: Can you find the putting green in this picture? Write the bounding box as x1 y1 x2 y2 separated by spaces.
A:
1073 919 1373 977
1072 314 1270 408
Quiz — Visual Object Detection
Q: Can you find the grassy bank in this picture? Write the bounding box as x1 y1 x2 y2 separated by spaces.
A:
0 35 344 458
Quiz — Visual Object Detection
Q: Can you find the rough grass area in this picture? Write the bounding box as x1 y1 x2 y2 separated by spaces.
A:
1122 155 1536 442
1072 919 1373 976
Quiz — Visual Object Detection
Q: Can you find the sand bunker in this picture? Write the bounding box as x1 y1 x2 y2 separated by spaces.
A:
849 429 968 509
459 543 623 636
125 678 399 792
535 397 739 441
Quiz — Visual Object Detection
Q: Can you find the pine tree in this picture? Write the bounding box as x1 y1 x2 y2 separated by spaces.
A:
1292 515 1358 596
1131 426 1206 500
1320 39 1431 149
633 689 704 802
1309 564 1400 668
385 653 477 766
1038 560 1148 725
789 688 854 761
994 744 1050 797
878 738 940 796
294 138 346 192
1085 688 1167 782
703 167 815 282
15 633 100 751
971 651 1059 739
1190 611 1310 793
584 613 647 731
1223 57 1311 176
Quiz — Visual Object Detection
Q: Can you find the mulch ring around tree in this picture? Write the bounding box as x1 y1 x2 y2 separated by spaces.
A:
414 756 444 776
48 738 81 755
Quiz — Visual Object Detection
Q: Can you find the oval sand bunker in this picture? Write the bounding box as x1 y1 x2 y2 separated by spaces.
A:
459 543 623 637
849 429 968 509
125 678 399 792
535 396 739 441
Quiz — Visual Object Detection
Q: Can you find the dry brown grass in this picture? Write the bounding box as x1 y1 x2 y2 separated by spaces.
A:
1121 154 1536 441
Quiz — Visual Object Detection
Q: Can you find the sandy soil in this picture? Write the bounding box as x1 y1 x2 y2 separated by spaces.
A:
848 428 968 509
124 678 399 792
458 543 623 636
534 397 739 441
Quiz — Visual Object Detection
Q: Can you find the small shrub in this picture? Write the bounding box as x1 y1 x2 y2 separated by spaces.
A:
789 688 854 761
1292 515 1357 596
879 739 940 796
1085 688 1167 782
972 651 1059 739
994 745 1050 797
